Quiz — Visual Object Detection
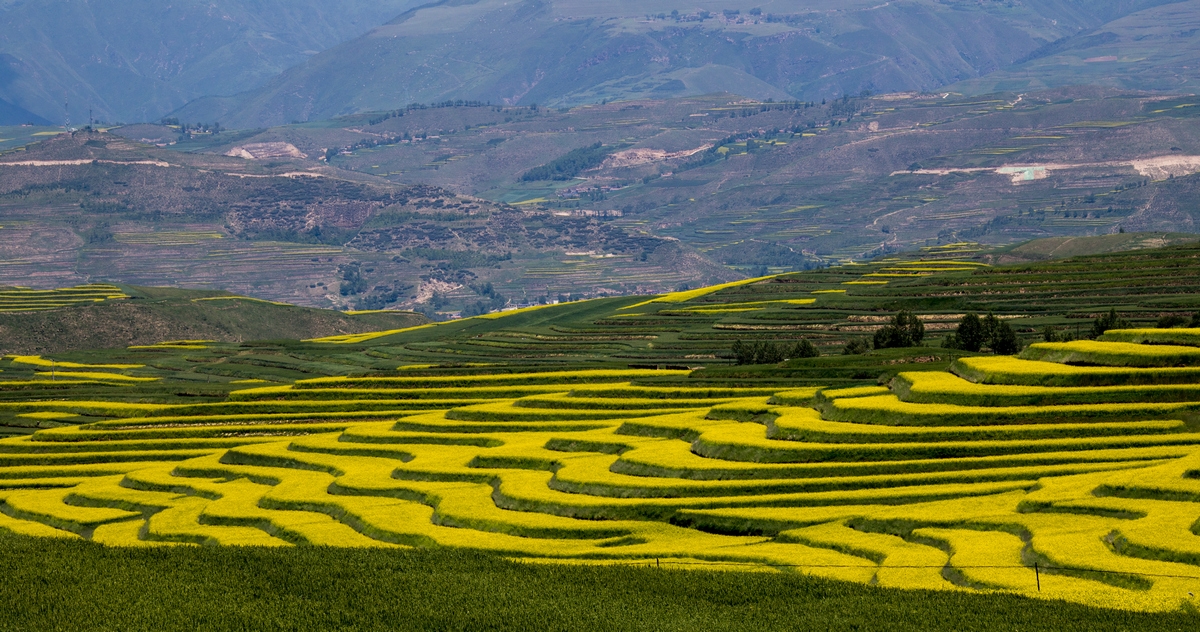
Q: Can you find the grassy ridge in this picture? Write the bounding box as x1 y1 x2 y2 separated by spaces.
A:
0 285 426 355
0 533 1194 632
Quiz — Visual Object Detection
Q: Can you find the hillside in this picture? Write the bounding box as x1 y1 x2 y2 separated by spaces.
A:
977 232 1200 264
200 237 1197 378
0 131 734 313
1 240 1200 616
172 89 1200 268
949 0 1200 96
9 86 1200 314
0 0 423 125
171 0 1182 128
0 284 426 355
3 236 1195 385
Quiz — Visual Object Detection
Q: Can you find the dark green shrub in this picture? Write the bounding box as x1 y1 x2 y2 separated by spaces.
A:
873 311 924 349
733 339 819 365
792 338 820 359
1092 309 1130 338
1156 314 1189 329
843 338 871 355
1042 326 1074 343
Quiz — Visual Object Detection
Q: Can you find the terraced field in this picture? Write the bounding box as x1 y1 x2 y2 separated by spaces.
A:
278 239 1200 376
0 284 129 312
2 331 1200 612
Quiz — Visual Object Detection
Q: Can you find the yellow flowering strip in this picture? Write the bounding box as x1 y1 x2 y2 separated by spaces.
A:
474 304 561 319
821 393 1200 426
10 356 144 370
894 371 1200 406
306 323 437 344
620 275 778 309
1021 341 1200 367
952 356 1200 386
33 372 158 382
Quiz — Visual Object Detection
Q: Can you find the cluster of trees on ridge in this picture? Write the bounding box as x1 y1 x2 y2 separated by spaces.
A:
732 309 1200 366
521 143 614 182
877 308 1199 355
942 313 1019 355
732 338 818 365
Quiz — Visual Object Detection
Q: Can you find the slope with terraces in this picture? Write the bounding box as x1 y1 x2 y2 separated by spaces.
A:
1 331 1199 610
1 241 1200 613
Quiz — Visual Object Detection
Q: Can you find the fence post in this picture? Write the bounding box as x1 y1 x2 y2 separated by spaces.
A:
1034 563 1041 591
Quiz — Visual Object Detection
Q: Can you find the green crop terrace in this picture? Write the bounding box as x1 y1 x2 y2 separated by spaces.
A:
2 240 1200 617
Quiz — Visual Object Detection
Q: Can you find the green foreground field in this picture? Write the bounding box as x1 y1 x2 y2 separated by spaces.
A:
1 533 1194 632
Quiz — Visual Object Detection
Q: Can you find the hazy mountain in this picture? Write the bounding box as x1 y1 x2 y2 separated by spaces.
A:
950 0 1200 95
0 0 423 125
171 0 1185 128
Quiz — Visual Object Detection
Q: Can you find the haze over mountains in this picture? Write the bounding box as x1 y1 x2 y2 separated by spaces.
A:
174 0 1199 128
3 0 1198 126
0 0 422 125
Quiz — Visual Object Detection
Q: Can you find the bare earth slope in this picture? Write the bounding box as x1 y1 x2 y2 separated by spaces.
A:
0 131 735 313
181 89 1200 269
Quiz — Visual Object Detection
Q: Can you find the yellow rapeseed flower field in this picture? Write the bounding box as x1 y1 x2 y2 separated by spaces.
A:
1 350 1199 611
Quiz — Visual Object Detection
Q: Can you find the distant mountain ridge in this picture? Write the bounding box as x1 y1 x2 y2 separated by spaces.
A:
0 0 423 125
2 0 1192 127
171 0 1188 128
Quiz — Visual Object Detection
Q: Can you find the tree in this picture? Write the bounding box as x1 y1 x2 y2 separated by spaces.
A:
990 320 1020 355
732 339 819 365
981 313 1000 343
945 312 1020 354
873 311 925 349
1091 309 1130 338
1157 314 1189 329
792 338 820 359
1042 326 1075 343
944 313 985 352
843 338 870 355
